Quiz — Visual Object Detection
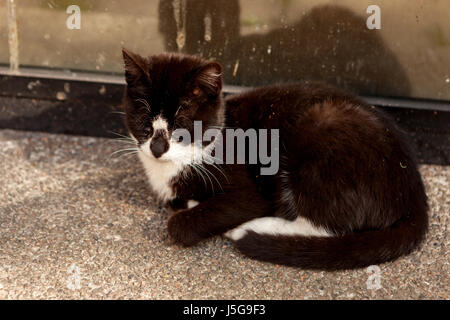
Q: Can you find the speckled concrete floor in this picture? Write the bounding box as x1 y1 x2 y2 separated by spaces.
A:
0 129 448 299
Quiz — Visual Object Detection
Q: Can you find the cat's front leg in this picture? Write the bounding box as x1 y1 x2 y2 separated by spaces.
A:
167 206 208 247
167 191 271 247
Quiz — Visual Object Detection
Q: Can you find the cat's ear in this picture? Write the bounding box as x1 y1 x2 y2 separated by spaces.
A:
122 48 150 88
193 62 222 97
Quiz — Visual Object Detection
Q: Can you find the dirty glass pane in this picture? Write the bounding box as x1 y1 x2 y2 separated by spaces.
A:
7 0 450 100
14 0 164 73
0 3 9 65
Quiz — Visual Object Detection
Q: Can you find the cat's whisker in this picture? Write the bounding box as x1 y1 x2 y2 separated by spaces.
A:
188 164 208 191
206 125 235 130
110 147 139 153
109 111 126 115
110 153 139 161
108 131 135 141
195 163 224 193
196 165 213 192
112 140 136 146
114 151 140 160
108 151 140 162
200 164 224 192
208 163 229 183
112 137 134 141
196 164 215 193
135 98 151 112
201 155 229 183
110 147 140 159
110 137 136 143
193 164 215 193
200 155 227 181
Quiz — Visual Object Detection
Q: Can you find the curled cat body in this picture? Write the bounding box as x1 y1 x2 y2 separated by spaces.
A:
122 49 428 270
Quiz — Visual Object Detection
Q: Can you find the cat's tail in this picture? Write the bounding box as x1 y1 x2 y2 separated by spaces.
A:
225 206 428 270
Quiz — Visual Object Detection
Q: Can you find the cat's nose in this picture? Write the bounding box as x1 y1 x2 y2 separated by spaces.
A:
150 134 169 158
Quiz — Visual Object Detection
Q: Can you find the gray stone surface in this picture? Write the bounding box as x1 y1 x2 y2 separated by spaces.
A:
0 129 448 299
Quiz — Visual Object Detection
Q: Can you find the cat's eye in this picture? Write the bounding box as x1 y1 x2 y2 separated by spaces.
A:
142 128 151 136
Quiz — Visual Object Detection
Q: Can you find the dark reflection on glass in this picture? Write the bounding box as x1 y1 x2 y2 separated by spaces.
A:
159 0 240 58
159 2 410 97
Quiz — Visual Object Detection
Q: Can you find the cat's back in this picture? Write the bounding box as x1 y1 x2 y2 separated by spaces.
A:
226 82 355 105
225 82 415 173
225 82 380 131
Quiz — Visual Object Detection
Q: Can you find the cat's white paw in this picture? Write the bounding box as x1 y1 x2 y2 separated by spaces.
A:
225 217 278 241
224 227 248 241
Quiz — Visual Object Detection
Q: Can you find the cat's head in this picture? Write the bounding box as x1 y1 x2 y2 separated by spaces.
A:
122 49 224 164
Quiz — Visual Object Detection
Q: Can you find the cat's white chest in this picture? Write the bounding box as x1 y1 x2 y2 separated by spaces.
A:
138 152 185 202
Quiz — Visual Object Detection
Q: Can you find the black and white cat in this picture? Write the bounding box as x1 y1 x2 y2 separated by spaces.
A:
122 49 428 270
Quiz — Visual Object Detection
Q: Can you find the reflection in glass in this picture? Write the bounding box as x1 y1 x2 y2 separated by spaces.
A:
2 0 449 100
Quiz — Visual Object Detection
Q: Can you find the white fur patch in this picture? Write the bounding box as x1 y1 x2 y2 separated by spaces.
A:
225 216 331 241
152 117 168 131
138 148 185 202
137 116 219 202
187 200 199 209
